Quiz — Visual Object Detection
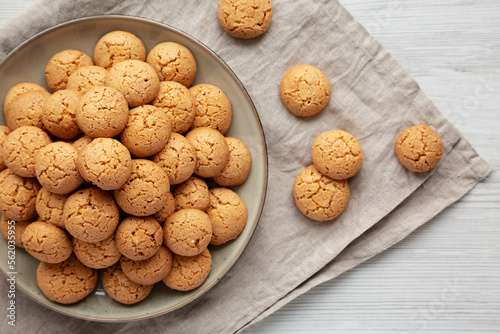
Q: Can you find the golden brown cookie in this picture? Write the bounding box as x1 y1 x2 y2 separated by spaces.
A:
22 221 73 263
76 138 132 191
105 59 160 107
113 159 170 216
4 89 51 130
0 215 34 248
63 187 120 243
3 82 48 113
119 104 172 157
45 49 94 92
172 176 210 211
311 130 363 180
189 84 232 135
279 65 331 117
66 65 108 93
164 208 212 257
212 137 252 187
217 0 273 39
185 127 229 178
102 263 153 304
0 168 40 221
2 126 52 178
35 142 84 195
73 234 121 269
72 134 93 153
146 42 197 87
94 31 147 69
395 123 443 173
115 216 163 261
0 126 10 171
162 248 212 291
42 89 83 140
120 246 173 285
207 187 247 245
153 191 177 225
35 187 68 229
37 254 98 304
76 85 129 138
293 165 350 221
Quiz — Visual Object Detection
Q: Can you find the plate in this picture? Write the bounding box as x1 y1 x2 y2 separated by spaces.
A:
0 15 267 322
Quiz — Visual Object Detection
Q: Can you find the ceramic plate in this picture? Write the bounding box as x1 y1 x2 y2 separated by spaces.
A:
0 16 267 321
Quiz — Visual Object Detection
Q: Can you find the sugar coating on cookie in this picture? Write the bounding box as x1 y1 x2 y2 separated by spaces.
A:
113 159 170 216
72 134 93 153
45 49 94 92
311 130 363 180
66 65 108 93
189 84 232 135
212 137 252 187
0 126 10 170
185 127 229 178
35 142 84 195
0 168 40 221
115 216 163 261
164 208 212 257
22 221 73 263
2 126 52 178
217 0 273 39
73 234 121 269
63 187 120 243
77 138 132 190
4 89 51 130
151 81 196 134
76 85 129 138
293 165 350 221
172 176 210 212
120 104 172 157
207 187 247 245
102 263 153 304
35 187 68 229
153 191 177 225
3 82 48 113
120 246 173 285
162 248 212 291
152 133 196 186
42 89 83 140
279 65 331 117
105 59 160 107
0 215 34 248
94 31 147 69
146 42 197 87
37 254 98 304
395 123 443 173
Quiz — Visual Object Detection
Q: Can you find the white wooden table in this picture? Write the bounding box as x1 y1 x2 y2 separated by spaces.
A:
1 1 499 333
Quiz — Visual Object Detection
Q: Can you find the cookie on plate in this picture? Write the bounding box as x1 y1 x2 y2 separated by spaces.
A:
73 234 121 269
35 187 68 229
42 89 83 140
94 31 146 69
45 49 94 92
146 42 197 87
0 126 10 171
22 221 73 263
120 246 173 285
0 215 34 248
185 127 229 178
153 191 177 225
66 65 108 93
0 168 40 221
172 176 210 212
3 82 48 113
212 137 252 187
102 263 153 305
4 90 51 130
217 0 273 39
162 248 212 291
115 216 163 261
189 83 232 135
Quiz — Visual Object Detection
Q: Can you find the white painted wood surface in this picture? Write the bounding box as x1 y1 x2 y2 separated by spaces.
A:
0 1 498 333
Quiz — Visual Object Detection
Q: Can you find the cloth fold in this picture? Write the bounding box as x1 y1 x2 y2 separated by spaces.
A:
0 1 491 333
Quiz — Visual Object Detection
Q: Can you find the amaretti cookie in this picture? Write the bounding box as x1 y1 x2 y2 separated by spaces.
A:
395 123 443 173
217 0 273 39
146 42 197 87
102 263 153 305
94 31 146 69
185 127 229 178
45 49 94 92
189 83 232 135
172 176 210 212
3 82 48 112
0 168 40 221
35 187 68 229
73 234 121 269
120 246 173 285
42 89 83 140
115 216 163 261
162 248 212 291
0 126 10 171
0 215 34 248
212 137 252 187
72 134 93 153
66 65 108 93
153 191 177 225
4 89 51 130
22 221 73 263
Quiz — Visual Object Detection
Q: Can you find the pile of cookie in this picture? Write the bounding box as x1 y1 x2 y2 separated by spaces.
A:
0 30 252 305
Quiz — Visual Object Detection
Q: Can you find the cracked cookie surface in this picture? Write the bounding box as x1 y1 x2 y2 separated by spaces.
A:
217 0 273 39
162 248 212 291
172 176 210 212
4 90 51 131
185 127 229 178
146 42 197 87
102 262 153 304
0 126 10 171
189 83 232 135
153 191 177 225
45 49 94 92
3 82 48 113
120 245 173 285
0 168 40 221
22 221 73 263
66 65 108 93
94 31 146 70
73 233 121 269
42 89 83 140
35 187 68 229
212 137 252 187
115 216 163 261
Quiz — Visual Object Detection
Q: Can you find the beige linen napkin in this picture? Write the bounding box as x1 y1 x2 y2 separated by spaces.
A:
0 1 491 333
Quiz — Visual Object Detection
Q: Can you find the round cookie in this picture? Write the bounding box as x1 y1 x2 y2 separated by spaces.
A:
42 89 83 140
3 82 48 113
37 254 98 304
164 208 212 257
35 142 84 195
279 65 331 117
120 246 173 285
395 123 443 173
66 65 108 93
0 168 40 221
172 176 210 212
94 31 147 69
0 215 34 249
146 42 197 87
119 104 172 157
35 187 68 229
72 134 93 153
63 187 120 243
102 263 153 305
189 84 232 135
4 89 51 130
162 248 212 291
0 126 10 171
113 159 170 216
152 133 196 186
2 126 52 178
73 234 121 269
207 187 247 245
105 59 160 107
212 137 252 187
293 165 350 221
76 85 129 138
311 130 363 180
185 127 229 178
22 221 73 263
153 191 177 225
151 81 196 133
45 49 94 92
217 0 273 39
115 216 163 261
77 138 132 190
